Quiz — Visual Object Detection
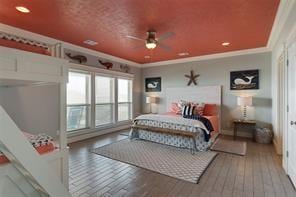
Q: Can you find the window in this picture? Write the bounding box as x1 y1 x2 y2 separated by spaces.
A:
67 71 91 131
95 75 115 126
66 68 133 132
118 78 133 121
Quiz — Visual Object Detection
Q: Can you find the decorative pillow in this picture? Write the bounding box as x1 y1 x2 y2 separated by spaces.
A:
182 104 195 116
170 102 182 114
191 102 205 116
26 133 53 148
177 100 191 108
203 104 217 116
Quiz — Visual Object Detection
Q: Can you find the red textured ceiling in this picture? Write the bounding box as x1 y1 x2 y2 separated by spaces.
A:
0 0 279 64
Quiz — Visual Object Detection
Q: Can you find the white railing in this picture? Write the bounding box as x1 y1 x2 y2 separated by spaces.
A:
0 106 71 197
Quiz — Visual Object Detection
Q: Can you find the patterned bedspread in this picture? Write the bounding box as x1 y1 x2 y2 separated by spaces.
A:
130 114 213 151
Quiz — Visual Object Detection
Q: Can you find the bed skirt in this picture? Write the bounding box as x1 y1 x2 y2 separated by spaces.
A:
129 128 213 151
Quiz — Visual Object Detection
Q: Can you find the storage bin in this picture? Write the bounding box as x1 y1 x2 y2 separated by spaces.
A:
255 127 273 144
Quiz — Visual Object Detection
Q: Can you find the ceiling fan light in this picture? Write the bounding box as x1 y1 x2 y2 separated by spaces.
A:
146 42 157 49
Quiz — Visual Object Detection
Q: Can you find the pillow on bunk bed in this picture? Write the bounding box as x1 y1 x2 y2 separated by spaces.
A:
23 132 53 148
0 38 51 56
0 132 55 165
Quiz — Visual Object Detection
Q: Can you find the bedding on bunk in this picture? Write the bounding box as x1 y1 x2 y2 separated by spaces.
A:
0 38 51 56
130 114 215 151
0 132 55 164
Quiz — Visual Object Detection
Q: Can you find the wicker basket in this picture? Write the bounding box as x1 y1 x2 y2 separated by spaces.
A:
255 128 273 144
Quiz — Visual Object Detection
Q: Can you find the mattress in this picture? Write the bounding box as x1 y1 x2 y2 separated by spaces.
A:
0 132 56 164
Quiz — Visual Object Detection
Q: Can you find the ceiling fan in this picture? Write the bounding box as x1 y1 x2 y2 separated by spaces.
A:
126 30 174 51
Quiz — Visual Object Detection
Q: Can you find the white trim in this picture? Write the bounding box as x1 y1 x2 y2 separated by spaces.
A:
0 23 141 67
274 50 285 155
67 124 130 143
141 47 270 67
283 24 296 174
70 63 134 79
267 0 296 49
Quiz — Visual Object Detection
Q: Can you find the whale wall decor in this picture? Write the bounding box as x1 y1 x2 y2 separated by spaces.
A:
145 77 161 92
230 69 259 90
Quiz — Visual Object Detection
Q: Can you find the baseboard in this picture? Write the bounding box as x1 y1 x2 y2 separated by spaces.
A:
68 124 131 143
273 138 283 155
221 129 253 138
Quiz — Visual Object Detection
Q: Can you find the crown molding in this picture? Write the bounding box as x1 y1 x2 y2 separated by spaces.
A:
0 23 141 67
267 0 296 50
141 47 270 67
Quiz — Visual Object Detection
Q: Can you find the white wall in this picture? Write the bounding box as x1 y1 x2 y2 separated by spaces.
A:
0 85 60 138
142 52 272 137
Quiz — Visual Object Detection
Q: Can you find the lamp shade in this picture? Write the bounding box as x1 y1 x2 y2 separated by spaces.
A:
146 96 151 104
146 96 158 104
237 96 252 106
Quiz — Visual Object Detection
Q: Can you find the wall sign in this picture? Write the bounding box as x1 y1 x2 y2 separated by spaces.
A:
230 69 259 90
145 77 161 92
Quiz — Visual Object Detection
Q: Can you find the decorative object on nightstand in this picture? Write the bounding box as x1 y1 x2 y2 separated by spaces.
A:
237 96 253 120
233 119 256 140
146 96 159 113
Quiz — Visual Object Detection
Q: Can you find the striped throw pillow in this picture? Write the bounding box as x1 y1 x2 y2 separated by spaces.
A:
182 104 196 116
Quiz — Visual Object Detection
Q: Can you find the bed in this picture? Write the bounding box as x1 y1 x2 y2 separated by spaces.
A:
0 132 56 164
0 43 70 195
130 86 221 151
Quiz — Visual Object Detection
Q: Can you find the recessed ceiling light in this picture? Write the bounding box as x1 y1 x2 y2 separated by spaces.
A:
144 55 150 59
222 42 230 46
178 52 189 56
83 40 98 46
15 6 30 13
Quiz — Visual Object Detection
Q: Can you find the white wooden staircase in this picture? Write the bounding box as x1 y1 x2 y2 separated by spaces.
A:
0 106 71 197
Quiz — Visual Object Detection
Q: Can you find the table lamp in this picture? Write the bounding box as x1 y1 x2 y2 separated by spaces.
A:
237 96 252 120
146 96 158 113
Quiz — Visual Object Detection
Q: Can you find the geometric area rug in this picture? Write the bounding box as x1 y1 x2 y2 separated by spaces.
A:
210 138 247 156
91 139 217 183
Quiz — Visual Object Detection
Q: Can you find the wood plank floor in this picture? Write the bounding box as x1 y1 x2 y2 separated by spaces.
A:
68 131 296 197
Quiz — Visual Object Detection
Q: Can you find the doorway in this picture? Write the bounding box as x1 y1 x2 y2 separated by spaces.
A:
287 38 296 186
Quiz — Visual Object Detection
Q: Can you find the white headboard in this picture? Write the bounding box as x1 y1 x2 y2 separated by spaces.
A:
166 86 221 110
166 86 222 131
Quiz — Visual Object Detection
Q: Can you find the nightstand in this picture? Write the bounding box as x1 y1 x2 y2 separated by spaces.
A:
233 119 256 140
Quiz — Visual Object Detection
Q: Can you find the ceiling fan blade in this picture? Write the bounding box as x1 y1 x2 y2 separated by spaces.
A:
158 43 172 51
126 35 145 41
157 32 175 42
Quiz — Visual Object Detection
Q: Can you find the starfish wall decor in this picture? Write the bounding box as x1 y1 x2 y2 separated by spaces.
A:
185 70 200 86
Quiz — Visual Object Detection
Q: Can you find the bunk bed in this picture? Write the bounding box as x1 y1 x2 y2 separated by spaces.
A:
0 44 70 195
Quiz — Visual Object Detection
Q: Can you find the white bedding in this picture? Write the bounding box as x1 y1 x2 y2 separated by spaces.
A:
134 114 209 134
